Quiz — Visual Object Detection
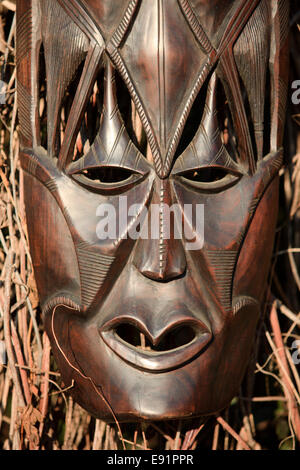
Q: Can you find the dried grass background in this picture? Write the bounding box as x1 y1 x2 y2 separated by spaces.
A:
0 0 299 450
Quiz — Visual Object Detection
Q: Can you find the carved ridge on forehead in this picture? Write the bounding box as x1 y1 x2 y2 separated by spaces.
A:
57 43 103 170
108 47 163 176
178 0 262 58
39 0 266 177
81 0 138 42
16 6 32 65
108 0 141 48
17 79 34 143
107 0 210 178
186 0 245 47
41 0 90 157
269 0 290 150
233 0 270 161
173 72 241 173
52 0 141 170
16 2 34 148
175 0 262 176
67 60 150 175
56 0 104 45
56 0 140 46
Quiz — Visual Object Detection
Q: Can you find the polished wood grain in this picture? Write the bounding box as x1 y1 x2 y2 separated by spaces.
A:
16 0 289 422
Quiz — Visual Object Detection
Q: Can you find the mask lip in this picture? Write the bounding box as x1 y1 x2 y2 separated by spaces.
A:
100 319 212 373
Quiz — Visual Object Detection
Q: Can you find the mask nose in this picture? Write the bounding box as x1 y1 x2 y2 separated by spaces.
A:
132 179 186 281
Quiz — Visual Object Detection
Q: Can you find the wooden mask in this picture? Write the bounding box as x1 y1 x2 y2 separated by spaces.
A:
16 0 289 422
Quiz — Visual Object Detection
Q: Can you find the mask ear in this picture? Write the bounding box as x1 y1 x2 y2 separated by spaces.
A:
22 173 81 307
232 147 283 306
233 175 279 303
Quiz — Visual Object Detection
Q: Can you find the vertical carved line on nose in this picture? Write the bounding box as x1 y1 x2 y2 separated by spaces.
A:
159 179 167 277
133 178 186 281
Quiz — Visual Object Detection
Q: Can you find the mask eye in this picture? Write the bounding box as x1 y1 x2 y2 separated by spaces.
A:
182 167 232 183
176 166 242 192
81 167 134 183
71 166 144 193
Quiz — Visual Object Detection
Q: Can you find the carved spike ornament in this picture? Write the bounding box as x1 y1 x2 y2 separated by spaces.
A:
16 0 289 421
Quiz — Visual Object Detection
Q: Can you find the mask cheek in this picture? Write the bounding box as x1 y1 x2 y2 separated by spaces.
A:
233 176 279 303
23 173 81 307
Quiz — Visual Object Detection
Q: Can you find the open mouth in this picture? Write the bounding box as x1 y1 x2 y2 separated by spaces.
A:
100 318 212 373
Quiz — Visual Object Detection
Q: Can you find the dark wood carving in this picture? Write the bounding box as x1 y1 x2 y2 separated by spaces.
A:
16 0 289 422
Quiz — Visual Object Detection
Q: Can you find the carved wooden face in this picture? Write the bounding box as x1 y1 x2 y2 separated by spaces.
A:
16 0 289 421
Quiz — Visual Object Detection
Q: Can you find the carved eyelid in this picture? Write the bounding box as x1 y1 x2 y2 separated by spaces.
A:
66 159 152 177
171 160 243 177
71 172 142 193
172 165 242 192
68 164 151 194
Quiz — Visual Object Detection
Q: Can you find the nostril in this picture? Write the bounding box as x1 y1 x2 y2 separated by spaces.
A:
115 322 197 352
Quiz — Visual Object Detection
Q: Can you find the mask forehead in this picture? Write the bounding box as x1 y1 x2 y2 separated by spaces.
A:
17 0 286 176
81 0 131 38
52 0 266 177
118 0 208 174
186 0 242 46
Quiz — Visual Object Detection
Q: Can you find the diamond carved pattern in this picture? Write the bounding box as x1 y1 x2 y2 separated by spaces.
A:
81 0 131 40
118 0 207 174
